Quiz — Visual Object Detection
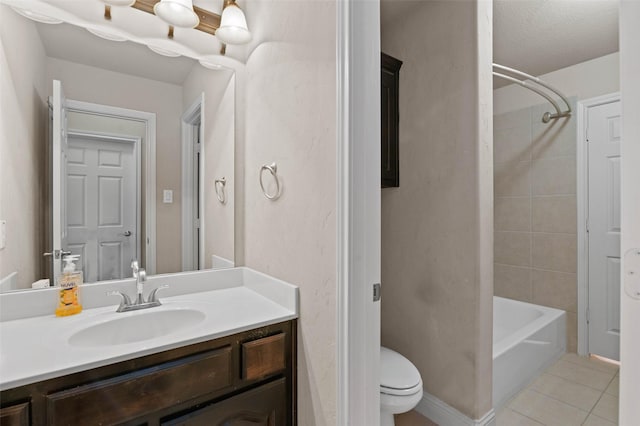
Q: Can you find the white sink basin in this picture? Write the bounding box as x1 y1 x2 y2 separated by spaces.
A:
68 308 206 347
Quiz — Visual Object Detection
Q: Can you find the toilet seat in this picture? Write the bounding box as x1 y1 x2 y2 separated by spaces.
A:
380 347 422 396
380 380 423 396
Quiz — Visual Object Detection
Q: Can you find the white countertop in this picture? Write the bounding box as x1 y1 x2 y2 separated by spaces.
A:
0 268 298 390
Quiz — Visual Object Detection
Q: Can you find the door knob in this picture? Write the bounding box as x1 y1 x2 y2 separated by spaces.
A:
122 231 132 237
43 250 71 259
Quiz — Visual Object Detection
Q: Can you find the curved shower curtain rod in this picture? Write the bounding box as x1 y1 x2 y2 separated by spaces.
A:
493 63 572 123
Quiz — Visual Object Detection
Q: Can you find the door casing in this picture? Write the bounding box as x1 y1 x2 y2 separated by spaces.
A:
576 92 621 356
66 130 141 282
65 99 157 274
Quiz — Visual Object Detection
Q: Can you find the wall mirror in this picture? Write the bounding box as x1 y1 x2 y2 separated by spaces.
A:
0 4 238 291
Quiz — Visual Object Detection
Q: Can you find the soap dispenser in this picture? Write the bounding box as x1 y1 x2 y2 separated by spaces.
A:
55 255 83 317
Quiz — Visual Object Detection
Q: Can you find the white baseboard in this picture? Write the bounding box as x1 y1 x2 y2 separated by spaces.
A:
415 391 496 426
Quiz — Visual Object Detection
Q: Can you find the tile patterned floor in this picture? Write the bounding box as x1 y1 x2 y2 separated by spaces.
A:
496 353 619 426
396 353 619 426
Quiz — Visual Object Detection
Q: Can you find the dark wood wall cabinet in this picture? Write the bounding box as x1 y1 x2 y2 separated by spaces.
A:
381 52 403 188
0 320 296 426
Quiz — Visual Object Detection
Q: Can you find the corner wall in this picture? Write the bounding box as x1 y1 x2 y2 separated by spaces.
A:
0 6 47 289
242 1 337 424
182 67 235 268
381 0 494 420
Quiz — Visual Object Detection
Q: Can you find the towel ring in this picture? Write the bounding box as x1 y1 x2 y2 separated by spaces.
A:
214 177 226 204
260 163 281 200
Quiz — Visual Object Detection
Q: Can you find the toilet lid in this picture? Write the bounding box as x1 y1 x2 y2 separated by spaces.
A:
380 347 422 394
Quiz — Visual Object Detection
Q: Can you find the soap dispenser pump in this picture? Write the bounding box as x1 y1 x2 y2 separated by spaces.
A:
55 255 83 317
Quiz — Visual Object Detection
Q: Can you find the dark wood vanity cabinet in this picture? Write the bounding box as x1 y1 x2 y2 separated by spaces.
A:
0 321 296 426
381 52 403 188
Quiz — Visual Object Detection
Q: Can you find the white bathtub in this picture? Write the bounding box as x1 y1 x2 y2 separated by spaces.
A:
493 296 566 408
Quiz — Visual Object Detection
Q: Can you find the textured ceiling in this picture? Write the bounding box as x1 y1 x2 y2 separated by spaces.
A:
381 0 619 88
493 0 618 87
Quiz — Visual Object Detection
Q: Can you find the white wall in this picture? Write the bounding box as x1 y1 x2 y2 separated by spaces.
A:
242 0 336 424
46 57 184 274
0 6 47 289
494 53 619 114
619 2 640 424
182 66 235 267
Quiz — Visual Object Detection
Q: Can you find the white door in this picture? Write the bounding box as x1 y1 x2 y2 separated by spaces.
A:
51 80 68 284
587 99 621 360
66 133 138 282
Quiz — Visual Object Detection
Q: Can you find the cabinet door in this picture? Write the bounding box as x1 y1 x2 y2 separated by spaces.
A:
46 347 232 425
381 53 402 188
163 378 287 426
0 402 30 426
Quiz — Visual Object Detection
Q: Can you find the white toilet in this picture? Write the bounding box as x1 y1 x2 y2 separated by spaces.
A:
380 347 423 426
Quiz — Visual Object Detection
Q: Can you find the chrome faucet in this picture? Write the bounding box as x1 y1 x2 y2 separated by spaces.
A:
107 261 168 313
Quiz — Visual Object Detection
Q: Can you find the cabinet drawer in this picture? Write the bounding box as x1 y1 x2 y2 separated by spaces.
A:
242 333 286 381
0 402 30 426
162 378 287 426
46 346 232 425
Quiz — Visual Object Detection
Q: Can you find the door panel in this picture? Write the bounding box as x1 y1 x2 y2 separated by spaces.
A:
66 134 137 282
587 100 621 360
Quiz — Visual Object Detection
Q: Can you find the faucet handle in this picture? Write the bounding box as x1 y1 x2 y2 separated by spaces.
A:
147 285 169 304
107 290 132 312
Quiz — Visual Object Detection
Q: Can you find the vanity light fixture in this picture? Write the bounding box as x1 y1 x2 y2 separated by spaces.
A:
100 0 136 20
216 0 251 45
198 59 223 70
101 0 136 5
153 0 200 28
95 0 251 54
86 27 128 42
148 45 182 57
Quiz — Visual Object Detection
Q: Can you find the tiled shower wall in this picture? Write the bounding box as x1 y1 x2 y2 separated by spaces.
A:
494 100 578 352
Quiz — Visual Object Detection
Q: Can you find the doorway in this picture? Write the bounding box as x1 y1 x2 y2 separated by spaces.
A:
48 81 157 282
578 93 622 360
66 131 141 282
181 94 204 272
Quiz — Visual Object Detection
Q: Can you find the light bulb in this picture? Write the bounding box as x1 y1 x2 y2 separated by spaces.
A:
216 2 251 45
153 0 199 28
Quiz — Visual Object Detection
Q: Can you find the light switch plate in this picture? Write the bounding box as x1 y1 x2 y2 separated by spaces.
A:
163 190 173 204
0 220 6 250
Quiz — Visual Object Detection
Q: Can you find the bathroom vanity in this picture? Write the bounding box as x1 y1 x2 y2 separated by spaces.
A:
0 268 299 425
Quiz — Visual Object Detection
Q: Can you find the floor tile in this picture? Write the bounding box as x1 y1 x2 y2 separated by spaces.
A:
529 373 601 411
394 410 437 426
604 375 619 397
582 414 617 426
591 393 619 423
509 389 589 426
561 353 619 375
495 407 543 426
545 360 615 391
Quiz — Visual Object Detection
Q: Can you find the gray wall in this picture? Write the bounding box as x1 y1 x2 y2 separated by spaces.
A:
0 6 47 288
242 0 337 424
381 0 494 419
494 101 579 351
